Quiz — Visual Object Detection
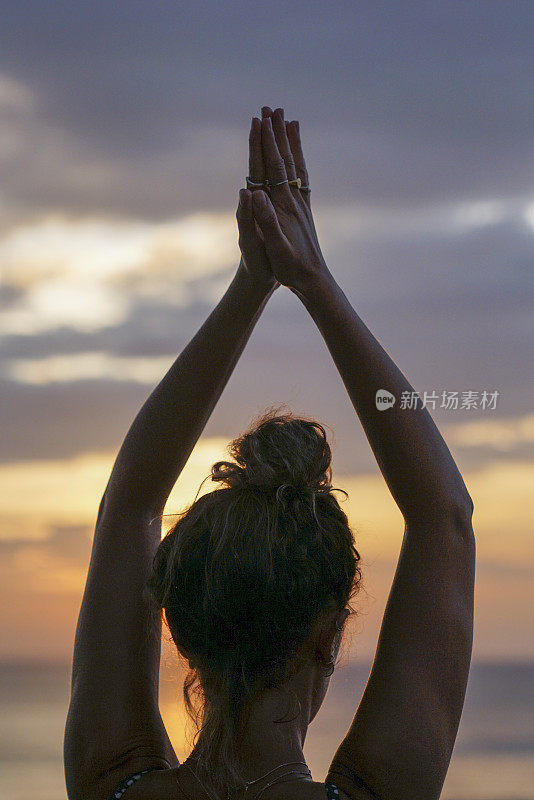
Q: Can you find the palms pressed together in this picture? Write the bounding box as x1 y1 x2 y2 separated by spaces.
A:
237 106 327 294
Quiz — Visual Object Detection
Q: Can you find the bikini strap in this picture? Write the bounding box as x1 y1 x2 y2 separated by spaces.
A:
108 768 156 799
325 782 341 800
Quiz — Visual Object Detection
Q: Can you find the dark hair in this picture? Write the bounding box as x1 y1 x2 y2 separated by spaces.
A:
147 407 362 797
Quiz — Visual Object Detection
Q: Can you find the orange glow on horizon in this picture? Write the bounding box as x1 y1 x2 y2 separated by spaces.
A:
0 440 533 662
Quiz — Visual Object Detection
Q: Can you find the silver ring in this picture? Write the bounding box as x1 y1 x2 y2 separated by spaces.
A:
248 176 310 192
246 176 266 189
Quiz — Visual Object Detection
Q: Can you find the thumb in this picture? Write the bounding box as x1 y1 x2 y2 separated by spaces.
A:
252 191 287 248
236 188 258 245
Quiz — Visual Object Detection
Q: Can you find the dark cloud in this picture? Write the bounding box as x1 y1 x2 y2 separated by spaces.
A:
0 2 532 479
0 377 148 463
1 214 532 358
0 522 91 563
0 2 533 219
1 217 532 465
1 287 533 474
0 285 25 310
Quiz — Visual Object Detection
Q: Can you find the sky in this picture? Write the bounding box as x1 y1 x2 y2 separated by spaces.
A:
0 1 533 664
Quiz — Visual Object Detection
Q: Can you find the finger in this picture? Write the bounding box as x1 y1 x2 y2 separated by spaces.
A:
286 120 311 202
272 107 297 182
237 189 262 247
248 117 264 185
237 188 254 223
261 116 293 202
261 106 273 119
252 190 288 253
286 120 309 183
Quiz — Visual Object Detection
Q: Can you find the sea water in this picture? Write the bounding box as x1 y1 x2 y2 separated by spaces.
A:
0 661 532 800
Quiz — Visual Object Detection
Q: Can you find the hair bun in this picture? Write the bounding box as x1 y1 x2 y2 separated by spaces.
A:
211 408 333 493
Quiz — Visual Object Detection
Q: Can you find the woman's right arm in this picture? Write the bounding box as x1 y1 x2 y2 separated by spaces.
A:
253 109 475 800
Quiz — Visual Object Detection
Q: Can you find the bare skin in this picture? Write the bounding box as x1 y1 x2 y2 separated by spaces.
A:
64 108 475 800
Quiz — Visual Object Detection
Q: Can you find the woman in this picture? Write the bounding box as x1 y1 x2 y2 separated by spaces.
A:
64 107 475 800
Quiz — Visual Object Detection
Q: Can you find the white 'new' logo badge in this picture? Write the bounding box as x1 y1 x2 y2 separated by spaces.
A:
375 389 396 410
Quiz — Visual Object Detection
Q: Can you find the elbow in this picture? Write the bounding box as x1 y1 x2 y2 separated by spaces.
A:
458 490 474 519
435 486 474 524
64 705 85 800
405 491 475 541
431 493 475 554
440 493 477 571
449 492 475 542
64 734 87 800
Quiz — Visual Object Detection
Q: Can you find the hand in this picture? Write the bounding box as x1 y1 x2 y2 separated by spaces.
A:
235 117 279 292
251 107 330 292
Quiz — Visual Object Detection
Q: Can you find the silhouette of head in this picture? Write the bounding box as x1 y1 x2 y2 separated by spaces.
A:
148 407 361 793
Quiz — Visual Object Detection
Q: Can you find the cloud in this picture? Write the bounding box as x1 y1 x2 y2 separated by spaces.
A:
3 352 175 384
0 211 238 335
315 197 515 246
1 0 533 669
0 3 533 221
0 437 231 526
0 64 247 222
0 193 532 342
445 413 534 452
0 522 91 563
0 269 533 471
0 198 530 473
0 4 532 508
0 72 34 112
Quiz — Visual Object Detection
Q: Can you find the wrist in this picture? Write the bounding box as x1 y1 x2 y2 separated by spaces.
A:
290 265 337 304
234 260 278 301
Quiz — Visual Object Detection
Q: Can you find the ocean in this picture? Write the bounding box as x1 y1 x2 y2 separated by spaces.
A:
0 660 532 800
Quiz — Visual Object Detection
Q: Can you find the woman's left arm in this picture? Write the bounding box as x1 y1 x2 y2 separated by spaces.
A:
65 240 276 800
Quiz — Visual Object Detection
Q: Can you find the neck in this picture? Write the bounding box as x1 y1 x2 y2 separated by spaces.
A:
191 660 324 784
191 692 310 780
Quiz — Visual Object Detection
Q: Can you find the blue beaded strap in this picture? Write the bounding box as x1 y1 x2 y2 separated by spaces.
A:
108 768 156 799
109 772 342 800
325 781 341 800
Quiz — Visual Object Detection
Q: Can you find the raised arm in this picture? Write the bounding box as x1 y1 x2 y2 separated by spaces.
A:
64 121 277 800
251 108 475 800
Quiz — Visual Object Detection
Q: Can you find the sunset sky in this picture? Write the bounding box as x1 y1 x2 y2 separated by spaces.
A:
0 2 533 666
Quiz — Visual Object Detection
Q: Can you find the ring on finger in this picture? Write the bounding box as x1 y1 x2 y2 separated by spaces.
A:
287 176 311 193
269 178 290 187
248 175 311 193
246 176 266 189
